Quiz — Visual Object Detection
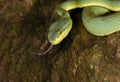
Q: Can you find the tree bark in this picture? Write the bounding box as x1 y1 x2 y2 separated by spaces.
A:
0 0 120 82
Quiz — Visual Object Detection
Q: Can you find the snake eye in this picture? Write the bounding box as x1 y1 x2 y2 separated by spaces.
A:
58 31 62 34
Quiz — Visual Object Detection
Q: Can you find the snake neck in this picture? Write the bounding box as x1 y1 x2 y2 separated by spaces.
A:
56 7 70 18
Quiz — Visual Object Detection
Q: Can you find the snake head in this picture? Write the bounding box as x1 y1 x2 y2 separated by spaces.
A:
48 17 72 45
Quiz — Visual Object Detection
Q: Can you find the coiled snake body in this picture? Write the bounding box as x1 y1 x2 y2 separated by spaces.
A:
34 0 120 55
48 0 120 45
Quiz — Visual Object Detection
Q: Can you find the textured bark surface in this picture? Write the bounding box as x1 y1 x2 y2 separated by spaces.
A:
0 0 120 82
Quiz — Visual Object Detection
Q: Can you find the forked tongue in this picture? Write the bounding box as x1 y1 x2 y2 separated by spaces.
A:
32 44 54 55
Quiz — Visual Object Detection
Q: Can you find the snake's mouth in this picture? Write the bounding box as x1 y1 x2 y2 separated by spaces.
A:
48 32 65 45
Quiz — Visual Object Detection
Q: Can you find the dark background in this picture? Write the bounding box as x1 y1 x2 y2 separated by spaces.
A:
0 0 120 82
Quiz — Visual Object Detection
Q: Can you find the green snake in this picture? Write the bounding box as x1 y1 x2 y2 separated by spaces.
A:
33 0 120 55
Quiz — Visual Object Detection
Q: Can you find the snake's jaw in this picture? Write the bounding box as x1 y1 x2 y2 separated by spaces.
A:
48 17 72 45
